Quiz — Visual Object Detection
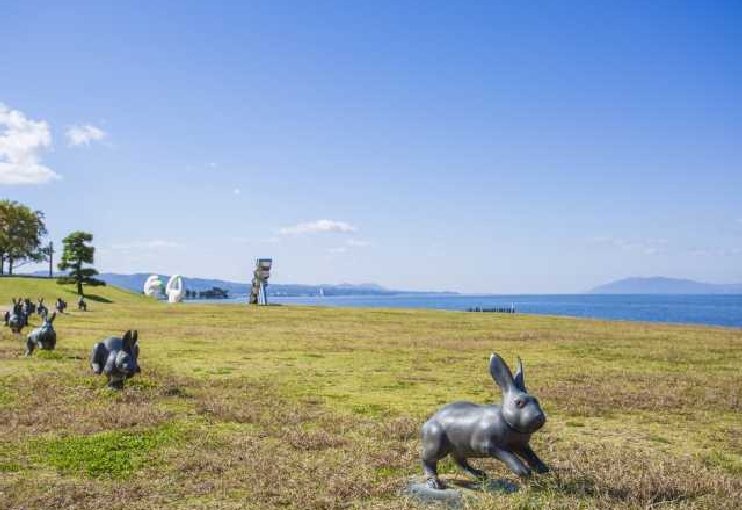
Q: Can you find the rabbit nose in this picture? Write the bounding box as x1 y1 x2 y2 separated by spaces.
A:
534 413 546 426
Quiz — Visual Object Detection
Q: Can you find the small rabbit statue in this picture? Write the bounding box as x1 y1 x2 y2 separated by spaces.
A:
90 330 141 389
23 298 35 315
421 353 548 489
37 298 48 317
26 312 57 356
78 296 87 312
7 299 27 334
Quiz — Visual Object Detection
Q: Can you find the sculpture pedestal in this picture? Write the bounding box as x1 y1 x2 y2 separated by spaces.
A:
405 477 518 507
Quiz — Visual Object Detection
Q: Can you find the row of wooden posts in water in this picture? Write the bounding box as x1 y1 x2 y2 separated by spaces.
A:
465 305 516 313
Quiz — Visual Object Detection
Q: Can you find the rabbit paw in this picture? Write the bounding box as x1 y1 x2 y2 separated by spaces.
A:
513 465 532 477
426 477 444 490
533 462 549 474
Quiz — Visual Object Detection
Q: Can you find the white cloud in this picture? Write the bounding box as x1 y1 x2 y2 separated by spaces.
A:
110 240 184 250
0 103 57 184
234 188 240 195
279 219 357 235
66 124 107 147
328 247 348 254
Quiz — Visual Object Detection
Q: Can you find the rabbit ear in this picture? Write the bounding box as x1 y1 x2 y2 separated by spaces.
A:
513 356 527 392
48 312 56 324
132 330 138 345
489 353 515 392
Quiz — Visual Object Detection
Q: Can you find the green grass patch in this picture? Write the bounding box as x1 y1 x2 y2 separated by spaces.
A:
35 423 183 479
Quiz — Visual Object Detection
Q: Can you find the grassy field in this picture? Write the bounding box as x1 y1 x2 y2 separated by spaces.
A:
1 277 740 509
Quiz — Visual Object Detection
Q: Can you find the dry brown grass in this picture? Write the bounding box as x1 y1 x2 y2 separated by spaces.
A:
1 278 740 508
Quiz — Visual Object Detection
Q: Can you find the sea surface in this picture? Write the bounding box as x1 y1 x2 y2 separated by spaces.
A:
251 293 742 328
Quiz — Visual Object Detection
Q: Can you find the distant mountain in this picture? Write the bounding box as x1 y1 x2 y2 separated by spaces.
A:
590 277 742 294
18 271 429 298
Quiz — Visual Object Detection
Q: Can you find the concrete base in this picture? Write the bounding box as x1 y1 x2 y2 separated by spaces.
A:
405 477 519 506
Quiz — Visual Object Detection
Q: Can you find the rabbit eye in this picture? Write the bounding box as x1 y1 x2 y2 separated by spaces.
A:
515 399 526 408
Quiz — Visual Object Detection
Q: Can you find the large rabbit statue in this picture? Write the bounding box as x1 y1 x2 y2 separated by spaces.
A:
421 353 548 489
90 330 141 389
26 312 57 356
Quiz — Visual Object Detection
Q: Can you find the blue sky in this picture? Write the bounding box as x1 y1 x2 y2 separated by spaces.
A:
2 1 741 293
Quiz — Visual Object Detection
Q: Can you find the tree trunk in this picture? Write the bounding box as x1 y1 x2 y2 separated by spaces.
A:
76 261 83 295
8 255 12 276
0 254 4 275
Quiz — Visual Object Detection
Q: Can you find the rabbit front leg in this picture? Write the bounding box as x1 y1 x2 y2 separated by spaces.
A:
490 447 531 477
25 335 36 357
454 456 487 480
422 459 443 489
513 444 549 474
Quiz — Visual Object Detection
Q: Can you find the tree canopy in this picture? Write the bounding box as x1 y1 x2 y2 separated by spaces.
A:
0 199 48 275
57 231 105 295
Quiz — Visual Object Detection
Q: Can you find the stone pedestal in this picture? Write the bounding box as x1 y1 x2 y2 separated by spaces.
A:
405 477 518 507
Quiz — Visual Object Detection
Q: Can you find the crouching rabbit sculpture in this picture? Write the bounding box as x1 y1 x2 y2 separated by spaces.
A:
421 353 548 489
6 299 28 334
26 312 57 356
90 330 141 389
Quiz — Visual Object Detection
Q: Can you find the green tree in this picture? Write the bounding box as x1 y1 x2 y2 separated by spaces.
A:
0 200 48 275
57 231 105 295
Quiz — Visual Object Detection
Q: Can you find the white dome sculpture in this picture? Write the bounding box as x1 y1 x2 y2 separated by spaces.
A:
166 275 186 303
143 275 164 298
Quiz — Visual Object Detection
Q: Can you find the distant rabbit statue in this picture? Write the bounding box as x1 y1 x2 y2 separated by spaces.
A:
26 312 57 356
421 353 548 489
23 298 35 315
7 299 28 334
55 298 67 314
78 296 87 312
90 330 141 389
37 298 48 317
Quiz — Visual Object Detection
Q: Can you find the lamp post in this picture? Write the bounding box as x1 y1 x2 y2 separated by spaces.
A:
47 241 54 278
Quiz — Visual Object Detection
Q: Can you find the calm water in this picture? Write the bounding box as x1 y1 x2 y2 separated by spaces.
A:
257 294 742 328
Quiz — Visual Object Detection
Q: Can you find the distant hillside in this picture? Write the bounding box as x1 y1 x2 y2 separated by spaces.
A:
590 277 742 294
19 271 414 297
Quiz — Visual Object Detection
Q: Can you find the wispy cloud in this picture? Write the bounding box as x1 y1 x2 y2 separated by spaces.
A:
279 219 357 235
110 240 184 250
328 247 348 254
66 124 107 147
0 103 57 184
590 236 667 255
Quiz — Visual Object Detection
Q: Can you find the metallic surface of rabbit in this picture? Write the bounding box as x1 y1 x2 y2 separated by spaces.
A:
90 330 141 389
421 353 548 489
26 312 57 356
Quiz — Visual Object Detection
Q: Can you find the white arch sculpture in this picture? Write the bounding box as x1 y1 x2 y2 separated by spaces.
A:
166 275 186 303
143 275 164 298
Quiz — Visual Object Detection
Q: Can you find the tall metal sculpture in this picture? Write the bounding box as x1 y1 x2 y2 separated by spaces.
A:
249 258 272 305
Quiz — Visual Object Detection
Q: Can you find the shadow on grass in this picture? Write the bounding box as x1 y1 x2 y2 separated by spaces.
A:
82 293 113 304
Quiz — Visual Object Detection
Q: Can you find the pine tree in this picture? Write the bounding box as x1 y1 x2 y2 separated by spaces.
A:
57 231 105 295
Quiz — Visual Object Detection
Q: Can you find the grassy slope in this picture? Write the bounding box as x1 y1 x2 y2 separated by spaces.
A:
0 277 740 509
